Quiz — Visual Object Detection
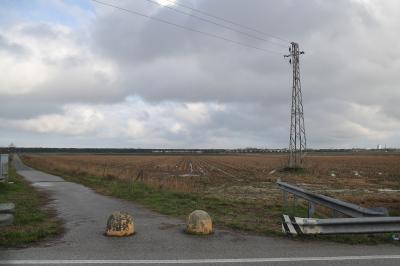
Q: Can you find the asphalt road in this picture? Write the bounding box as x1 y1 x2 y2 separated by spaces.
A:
1 157 399 265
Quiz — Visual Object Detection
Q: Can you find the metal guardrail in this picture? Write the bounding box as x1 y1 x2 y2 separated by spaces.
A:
0 203 15 214
0 202 14 228
0 157 14 227
282 214 400 235
0 214 13 227
277 180 388 217
0 154 9 179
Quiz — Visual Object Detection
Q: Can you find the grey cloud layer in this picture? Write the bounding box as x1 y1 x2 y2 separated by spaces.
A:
0 0 399 148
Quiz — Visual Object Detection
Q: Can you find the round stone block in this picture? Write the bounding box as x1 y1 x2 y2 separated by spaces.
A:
105 211 135 237
186 210 213 235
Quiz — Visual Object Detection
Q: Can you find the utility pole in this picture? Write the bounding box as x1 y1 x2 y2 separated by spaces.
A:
284 42 306 168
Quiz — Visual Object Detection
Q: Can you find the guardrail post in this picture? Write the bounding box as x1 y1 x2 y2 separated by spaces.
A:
283 191 288 207
293 195 298 215
308 201 315 218
332 209 339 218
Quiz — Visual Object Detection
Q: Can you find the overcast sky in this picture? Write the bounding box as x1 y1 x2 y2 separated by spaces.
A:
0 0 399 149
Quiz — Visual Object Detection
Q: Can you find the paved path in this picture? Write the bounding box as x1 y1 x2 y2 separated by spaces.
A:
1 157 399 265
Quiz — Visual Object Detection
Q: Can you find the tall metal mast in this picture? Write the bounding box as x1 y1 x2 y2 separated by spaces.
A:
284 42 306 168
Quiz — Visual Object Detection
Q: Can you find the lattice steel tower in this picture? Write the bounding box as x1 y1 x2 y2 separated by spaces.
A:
284 42 306 168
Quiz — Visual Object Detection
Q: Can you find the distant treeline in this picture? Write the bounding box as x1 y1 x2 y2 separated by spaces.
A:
7 147 229 154
0 147 398 154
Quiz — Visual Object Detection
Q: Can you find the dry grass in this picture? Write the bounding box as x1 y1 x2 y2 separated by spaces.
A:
21 153 400 215
20 153 400 244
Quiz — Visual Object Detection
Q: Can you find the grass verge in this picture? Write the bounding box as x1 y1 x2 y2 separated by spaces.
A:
0 166 63 248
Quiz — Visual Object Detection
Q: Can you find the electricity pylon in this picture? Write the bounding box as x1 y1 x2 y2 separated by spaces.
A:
284 42 306 168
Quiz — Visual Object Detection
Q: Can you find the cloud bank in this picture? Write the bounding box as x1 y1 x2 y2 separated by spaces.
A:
1 0 400 148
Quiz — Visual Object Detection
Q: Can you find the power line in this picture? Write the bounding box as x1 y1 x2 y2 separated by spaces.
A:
161 0 289 44
142 0 287 48
91 0 283 55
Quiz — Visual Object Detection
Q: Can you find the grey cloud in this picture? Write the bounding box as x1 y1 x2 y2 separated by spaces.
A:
0 34 28 56
90 0 393 108
0 95 62 119
19 23 60 39
2 0 400 148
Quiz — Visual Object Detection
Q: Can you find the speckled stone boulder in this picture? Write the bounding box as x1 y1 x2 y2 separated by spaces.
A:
186 210 213 235
105 211 135 237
